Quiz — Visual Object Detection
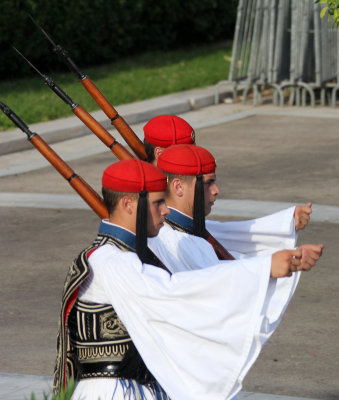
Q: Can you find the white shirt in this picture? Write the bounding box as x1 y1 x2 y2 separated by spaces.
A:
72 214 300 400
76 243 276 400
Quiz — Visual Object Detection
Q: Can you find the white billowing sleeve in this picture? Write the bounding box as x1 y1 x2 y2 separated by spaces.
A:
148 224 220 272
85 245 274 400
231 271 300 394
206 207 298 257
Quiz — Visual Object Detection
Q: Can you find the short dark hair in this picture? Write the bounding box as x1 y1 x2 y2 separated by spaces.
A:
143 139 156 163
102 187 138 216
162 172 195 195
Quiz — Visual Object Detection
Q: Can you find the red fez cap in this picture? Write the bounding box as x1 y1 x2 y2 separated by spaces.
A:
158 144 216 175
102 159 167 192
143 115 195 147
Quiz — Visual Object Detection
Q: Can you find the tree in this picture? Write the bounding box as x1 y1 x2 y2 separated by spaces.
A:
316 0 339 27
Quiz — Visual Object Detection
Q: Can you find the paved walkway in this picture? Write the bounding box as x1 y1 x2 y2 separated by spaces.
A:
0 192 339 223
0 373 322 400
1 84 337 400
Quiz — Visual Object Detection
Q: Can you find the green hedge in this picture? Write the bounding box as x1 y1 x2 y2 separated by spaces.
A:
0 0 237 79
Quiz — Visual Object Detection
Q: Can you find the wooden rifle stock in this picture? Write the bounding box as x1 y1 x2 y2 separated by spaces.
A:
11 47 134 162
80 77 147 161
206 231 235 260
72 105 133 160
0 101 108 219
31 134 108 219
27 17 147 160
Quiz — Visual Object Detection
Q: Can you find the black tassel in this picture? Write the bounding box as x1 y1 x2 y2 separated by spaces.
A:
136 190 172 273
136 190 148 263
193 174 206 238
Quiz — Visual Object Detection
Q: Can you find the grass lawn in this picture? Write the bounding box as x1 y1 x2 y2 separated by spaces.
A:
0 41 232 130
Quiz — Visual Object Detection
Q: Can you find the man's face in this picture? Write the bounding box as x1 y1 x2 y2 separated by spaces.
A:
173 173 219 217
147 191 170 237
203 172 220 216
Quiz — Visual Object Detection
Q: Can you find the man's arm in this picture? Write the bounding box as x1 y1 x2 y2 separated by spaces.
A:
206 206 297 256
206 203 315 257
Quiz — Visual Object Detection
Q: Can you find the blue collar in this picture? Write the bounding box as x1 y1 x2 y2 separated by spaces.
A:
98 220 136 250
166 207 194 232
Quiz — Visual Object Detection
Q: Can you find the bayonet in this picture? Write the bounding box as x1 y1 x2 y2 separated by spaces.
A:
28 14 85 80
28 14 58 48
13 46 75 107
13 46 45 80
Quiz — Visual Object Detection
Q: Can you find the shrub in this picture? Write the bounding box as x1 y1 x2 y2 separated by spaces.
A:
0 0 237 79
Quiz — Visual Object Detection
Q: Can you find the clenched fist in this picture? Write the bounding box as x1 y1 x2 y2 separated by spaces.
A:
271 243 324 278
294 202 312 230
297 243 324 271
271 249 302 278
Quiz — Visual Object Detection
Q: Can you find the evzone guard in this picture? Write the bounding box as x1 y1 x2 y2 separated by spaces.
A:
143 114 315 258
54 158 323 400
0 103 322 399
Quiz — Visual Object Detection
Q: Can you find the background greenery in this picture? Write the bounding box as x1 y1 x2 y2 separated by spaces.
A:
0 1 236 129
0 41 232 130
316 0 339 27
0 0 237 79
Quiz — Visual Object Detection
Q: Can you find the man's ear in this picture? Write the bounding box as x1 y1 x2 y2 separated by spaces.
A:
171 178 185 197
154 146 165 161
120 195 137 215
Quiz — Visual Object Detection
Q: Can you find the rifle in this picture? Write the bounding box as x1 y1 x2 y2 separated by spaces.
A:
29 15 147 161
206 235 234 260
0 101 108 219
13 47 134 162
12 46 234 260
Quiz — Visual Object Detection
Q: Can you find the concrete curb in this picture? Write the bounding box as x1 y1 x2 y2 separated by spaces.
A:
3 82 339 158
0 84 233 156
0 194 338 224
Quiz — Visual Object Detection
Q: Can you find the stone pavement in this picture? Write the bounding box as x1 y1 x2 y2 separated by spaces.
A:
1 85 338 400
0 373 322 400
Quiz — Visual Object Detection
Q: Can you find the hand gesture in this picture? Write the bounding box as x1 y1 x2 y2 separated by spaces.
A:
294 202 312 230
297 243 324 271
271 249 302 278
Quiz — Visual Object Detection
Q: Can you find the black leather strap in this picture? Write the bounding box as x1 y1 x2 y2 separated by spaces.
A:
78 361 120 379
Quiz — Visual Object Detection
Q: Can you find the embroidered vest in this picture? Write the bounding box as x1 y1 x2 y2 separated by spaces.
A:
68 299 131 378
53 231 158 394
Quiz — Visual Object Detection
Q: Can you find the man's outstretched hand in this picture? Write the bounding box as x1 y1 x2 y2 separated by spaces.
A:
294 202 312 230
271 249 302 278
271 244 324 278
297 243 324 271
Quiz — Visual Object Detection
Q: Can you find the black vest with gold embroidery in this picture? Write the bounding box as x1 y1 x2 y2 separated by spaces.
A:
67 300 131 379
53 222 165 394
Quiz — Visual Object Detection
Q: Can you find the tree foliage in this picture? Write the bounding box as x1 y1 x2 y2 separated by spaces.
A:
316 0 339 27
0 0 237 79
